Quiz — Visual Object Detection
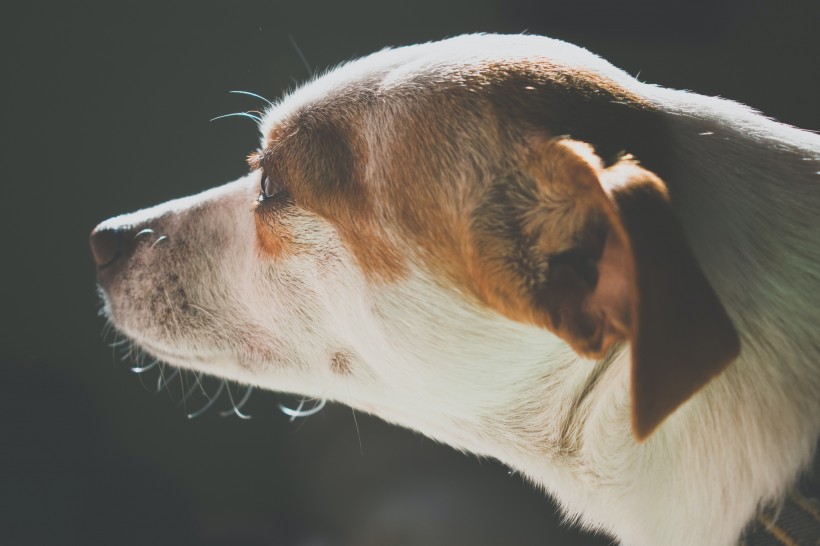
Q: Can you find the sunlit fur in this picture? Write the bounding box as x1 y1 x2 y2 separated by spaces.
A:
94 34 820 545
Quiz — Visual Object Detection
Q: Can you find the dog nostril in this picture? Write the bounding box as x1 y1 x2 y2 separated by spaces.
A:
89 226 123 268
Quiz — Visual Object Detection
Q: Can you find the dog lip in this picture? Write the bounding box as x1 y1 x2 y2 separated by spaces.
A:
138 340 221 365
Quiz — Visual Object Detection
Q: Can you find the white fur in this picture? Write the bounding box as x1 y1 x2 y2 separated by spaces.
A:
94 34 820 545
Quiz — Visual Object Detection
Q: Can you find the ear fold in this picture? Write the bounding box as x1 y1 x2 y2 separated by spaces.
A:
472 138 739 440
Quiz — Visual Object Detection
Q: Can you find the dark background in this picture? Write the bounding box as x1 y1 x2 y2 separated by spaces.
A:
1 1 817 545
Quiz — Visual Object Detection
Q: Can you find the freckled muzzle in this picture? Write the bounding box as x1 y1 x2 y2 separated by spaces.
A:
88 175 266 361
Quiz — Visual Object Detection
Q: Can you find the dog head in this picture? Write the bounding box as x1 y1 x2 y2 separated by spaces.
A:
91 35 738 463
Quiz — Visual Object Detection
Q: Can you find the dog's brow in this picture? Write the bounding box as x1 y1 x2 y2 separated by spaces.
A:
246 150 262 170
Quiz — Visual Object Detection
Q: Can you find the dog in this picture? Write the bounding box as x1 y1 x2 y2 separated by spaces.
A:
90 34 820 545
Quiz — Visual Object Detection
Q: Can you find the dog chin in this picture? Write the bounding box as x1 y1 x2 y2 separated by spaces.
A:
133 339 223 368
102 310 224 371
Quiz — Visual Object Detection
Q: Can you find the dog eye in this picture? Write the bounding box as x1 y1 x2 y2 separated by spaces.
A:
259 174 285 201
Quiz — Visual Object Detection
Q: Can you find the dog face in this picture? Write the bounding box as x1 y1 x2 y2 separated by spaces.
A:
92 35 739 464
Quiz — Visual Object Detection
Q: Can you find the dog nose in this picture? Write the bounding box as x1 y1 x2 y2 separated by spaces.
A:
89 225 124 267
90 222 151 271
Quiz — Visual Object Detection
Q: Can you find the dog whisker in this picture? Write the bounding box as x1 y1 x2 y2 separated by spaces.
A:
177 370 188 412
102 328 232 418
155 367 180 394
283 398 305 422
190 370 212 401
228 90 273 106
100 320 113 340
209 112 262 123
119 346 135 362
106 328 119 361
288 35 314 78
279 398 326 421
351 408 363 455
136 360 159 393
130 359 159 373
178 372 205 406
187 380 225 419
219 384 253 419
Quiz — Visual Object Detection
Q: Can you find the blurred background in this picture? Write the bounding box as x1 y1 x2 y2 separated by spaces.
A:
1 1 817 545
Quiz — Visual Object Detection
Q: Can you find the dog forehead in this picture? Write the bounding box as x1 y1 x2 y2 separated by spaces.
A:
258 33 625 144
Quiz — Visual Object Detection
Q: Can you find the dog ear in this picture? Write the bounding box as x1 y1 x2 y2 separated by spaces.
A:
600 159 741 439
472 138 740 439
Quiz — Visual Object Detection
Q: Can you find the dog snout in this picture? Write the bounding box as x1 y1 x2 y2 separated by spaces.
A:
90 221 160 278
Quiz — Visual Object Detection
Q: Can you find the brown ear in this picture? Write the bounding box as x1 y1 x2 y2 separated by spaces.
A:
601 161 740 440
471 138 739 440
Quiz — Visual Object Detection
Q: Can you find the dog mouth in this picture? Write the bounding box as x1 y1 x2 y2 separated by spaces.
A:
133 338 226 368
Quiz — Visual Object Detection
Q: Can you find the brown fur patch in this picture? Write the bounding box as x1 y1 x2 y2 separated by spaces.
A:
467 137 626 356
330 351 353 375
254 196 305 259
360 59 670 300
258 58 670 288
259 112 406 279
